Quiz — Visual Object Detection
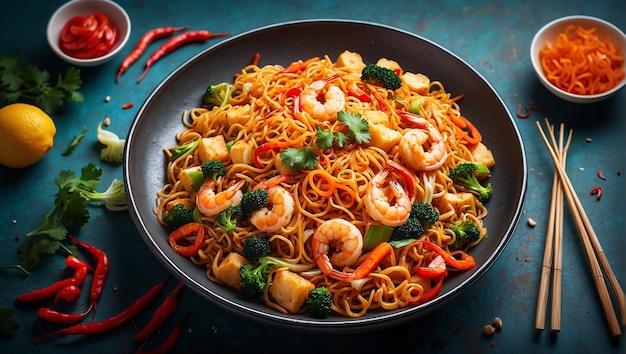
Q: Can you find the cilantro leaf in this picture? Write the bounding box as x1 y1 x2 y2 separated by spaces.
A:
335 131 350 147
315 125 335 150
338 111 371 144
62 126 88 156
280 146 319 172
0 308 19 337
0 56 83 115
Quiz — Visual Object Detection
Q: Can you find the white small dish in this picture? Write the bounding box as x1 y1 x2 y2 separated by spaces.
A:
47 0 131 67
530 15 626 103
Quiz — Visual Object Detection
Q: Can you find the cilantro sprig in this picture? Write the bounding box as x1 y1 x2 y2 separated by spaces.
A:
279 111 371 172
15 163 127 271
0 56 84 115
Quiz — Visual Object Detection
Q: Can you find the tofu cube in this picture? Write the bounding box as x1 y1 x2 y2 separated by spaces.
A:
436 192 477 215
178 166 202 192
469 142 496 170
376 58 402 74
336 50 365 73
229 140 254 165
269 270 315 313
198 136 230 163
362 110 389 125
225 104 252 127
214 252 249 290
369 123 402 153
402 72 430 95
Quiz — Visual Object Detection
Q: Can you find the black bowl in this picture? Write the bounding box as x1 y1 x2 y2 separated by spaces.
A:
124 19 527 333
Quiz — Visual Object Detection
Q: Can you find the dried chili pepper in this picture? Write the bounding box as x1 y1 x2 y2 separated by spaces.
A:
37 276 169 340
590 186 602 200
597 168 606 180
129 282 185 346
516 104 550 118
122 102 134 109
116 25 189 82
137 30 230 83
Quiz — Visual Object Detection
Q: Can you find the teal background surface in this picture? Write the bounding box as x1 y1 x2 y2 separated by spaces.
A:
1 1 624 353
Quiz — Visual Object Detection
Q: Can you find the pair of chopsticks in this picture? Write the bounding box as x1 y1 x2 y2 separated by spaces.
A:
534 119 626 339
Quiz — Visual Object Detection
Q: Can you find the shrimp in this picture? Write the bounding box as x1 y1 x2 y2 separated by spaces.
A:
299 74 345 120
311 219 393 281
363 167 412 227
249 175 295 233
397 111 448 171
196 179 244 217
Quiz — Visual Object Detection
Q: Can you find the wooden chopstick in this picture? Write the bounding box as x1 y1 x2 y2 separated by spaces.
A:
536 120 625 338
534 121 570 332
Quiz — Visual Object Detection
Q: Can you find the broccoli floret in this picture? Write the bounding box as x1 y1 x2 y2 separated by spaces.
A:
78 179 128 211
307 287 332 318
239 255 313 299
201 160 227 180
450 219 481 251
240 189 269 215
202 83 232 108
164 204 197 230
361 64 402 90
449 163 493 203
241 235 271 262
390 217 424 241
410 202 440 227
97 123 125 164
170 138 200 162
216 205 242 232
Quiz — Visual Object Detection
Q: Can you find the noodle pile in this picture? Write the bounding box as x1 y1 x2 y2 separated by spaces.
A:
156 51 493 317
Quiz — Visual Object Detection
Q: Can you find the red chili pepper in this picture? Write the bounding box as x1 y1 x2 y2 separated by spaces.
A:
134 311 190 354
130 282 185 346
346 81 371 102
15 277 77 303
251 52 261 66
167 222 207 257
455 116 482 145
53 285 82 305
37 276 169 340
116 26 189 82
59 13 118 59
590 186 602 200
69 235 109 311
253 141 291 169
597 169 606 180
122 102 134 109
420 240 476 270
137 30 230 83
37 306 92 325
65 255 92 287
409 275 444 304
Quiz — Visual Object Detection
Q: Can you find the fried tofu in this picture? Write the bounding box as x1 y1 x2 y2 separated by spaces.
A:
269 270 315 313
214 252 250 290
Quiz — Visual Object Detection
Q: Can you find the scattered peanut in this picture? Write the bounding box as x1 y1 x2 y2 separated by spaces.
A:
527 218 536 227
483 324 496 335
103 117 111 126
105 95 111 102
585 137 592 142
493 316 503 329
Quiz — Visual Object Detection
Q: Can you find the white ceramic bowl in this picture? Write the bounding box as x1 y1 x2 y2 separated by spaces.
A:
530 15 626 103
47 0 131 67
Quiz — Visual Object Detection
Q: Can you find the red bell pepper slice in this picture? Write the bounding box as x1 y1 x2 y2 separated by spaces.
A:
421 240 476 270
414 255 448 279
168 222 206 257
253 141 291 169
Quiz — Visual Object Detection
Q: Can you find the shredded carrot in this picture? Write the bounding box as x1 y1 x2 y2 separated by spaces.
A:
305 169 336 198
539 25 624 95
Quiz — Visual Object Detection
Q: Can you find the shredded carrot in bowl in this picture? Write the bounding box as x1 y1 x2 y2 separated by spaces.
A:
539 25 625 95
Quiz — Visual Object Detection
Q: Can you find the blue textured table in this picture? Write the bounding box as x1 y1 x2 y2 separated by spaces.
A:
1 1 625 353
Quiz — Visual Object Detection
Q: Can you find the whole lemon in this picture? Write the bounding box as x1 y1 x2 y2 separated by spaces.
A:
0 103 56 168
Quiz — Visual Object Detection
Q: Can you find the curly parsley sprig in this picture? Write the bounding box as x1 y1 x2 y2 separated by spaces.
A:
0 56 84 115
